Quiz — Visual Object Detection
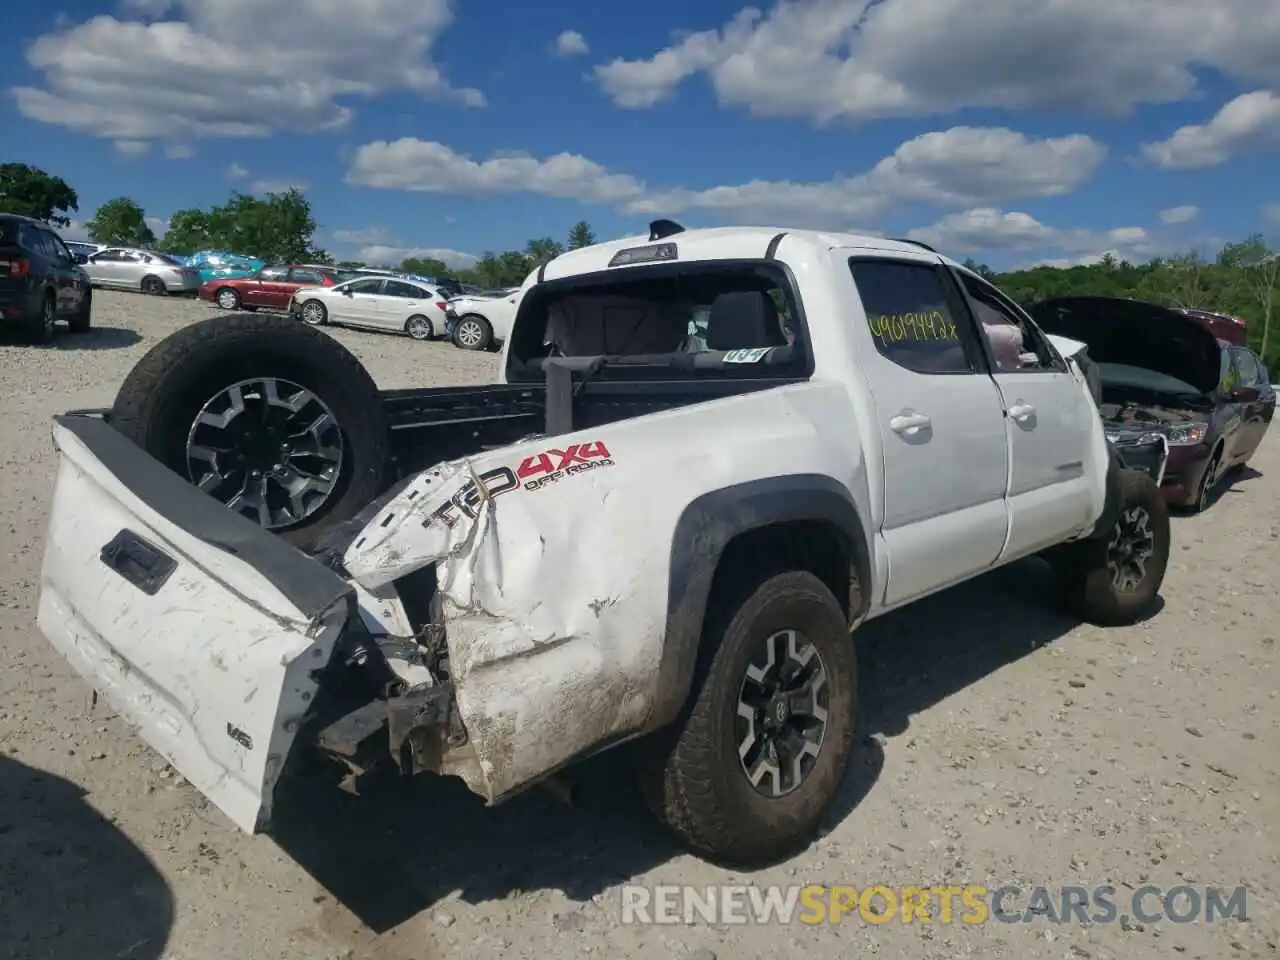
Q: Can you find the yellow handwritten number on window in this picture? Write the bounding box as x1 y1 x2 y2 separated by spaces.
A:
868 311 957 344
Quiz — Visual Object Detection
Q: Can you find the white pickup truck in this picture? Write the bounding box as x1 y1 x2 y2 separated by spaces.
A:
35 221 1171 865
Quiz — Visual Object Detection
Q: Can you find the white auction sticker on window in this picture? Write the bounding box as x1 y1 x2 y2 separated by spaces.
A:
723 347 770 363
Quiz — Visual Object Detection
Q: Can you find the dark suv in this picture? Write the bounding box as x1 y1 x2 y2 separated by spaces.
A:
0 214 93 343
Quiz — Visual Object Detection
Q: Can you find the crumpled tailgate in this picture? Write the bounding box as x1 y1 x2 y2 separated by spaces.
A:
36 415 353 834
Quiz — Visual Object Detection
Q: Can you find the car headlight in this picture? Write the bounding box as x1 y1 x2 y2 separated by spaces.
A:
1166 423 1208 445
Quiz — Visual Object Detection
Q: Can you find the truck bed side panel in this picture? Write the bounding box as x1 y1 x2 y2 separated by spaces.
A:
343 379 870 802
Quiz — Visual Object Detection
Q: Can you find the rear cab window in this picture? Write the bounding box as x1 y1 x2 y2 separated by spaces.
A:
504 260 810 383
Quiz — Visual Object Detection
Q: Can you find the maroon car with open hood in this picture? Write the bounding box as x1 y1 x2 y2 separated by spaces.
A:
1029 296 1275 512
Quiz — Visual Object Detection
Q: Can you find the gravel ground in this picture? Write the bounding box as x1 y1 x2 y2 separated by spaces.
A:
0 290 1276 960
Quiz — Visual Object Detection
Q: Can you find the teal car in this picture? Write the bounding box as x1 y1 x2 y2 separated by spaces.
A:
182 250 265 285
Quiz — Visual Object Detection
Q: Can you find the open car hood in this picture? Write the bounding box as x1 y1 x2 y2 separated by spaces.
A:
1028 296 1221 396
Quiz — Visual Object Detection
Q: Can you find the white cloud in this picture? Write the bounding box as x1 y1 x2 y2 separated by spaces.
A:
358 244 478 270
592 1 1280 124
1159 204 1200 224
165 143 194 159
59 219 91 241
346 138 648 204
1142 90 1280 169
226 162 248 179
908 208 1157 262
348 126 1104 226
331 227 397 245
553 30 589 57
1264 203 1280 227
146 215 169 239
12 0 485 150
250 179 307 195
113 139 150 157
329 226 476 270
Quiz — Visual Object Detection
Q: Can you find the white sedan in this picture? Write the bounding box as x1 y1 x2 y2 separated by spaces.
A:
445 288 522 350
289 276 451 340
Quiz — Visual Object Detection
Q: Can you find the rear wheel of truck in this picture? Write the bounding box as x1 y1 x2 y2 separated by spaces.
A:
110 313 390 551
1053 468 1170 626
635 570 857 865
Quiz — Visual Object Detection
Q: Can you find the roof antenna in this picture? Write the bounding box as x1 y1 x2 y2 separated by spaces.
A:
648 219 685 241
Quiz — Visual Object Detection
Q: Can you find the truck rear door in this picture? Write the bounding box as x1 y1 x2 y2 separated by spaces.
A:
843 252 1011 607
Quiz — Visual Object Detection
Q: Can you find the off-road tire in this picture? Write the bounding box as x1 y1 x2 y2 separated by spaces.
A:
110 313 390 551
68 289 92 333
452 314 492 351
1053 468 1170 626
215 287 241 310
634 570 857 866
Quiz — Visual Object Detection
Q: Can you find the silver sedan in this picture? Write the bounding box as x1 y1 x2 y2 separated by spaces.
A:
82 247 202 295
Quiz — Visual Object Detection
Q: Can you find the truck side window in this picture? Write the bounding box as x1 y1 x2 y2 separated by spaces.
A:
849 259 973 374
957 271 1065 373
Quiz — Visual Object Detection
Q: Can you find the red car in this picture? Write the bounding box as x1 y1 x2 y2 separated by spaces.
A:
199 263 345 312
1177 307 1249 346
1031 296 1275 512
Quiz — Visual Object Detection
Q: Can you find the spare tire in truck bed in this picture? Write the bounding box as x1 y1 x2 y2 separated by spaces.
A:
110 313 390 551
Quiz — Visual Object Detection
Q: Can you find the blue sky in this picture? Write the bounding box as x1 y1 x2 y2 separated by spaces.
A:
4 0 1279 270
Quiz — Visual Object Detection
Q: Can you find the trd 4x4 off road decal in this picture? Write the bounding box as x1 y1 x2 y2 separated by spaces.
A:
516 441 614 491
425 441 616 527
429 466 521 527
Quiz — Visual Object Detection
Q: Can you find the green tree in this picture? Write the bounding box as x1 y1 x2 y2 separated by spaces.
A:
399 256 450 277
336 260 367 270
467 252 506 288
567 221 596 249
158 209 214 255
525 237 564 266
0 163 78 226
1220 235 1279 358
87 197 156 247
962 258 996 281
500 250 536 284
987 236 1280 372
209 189 317 263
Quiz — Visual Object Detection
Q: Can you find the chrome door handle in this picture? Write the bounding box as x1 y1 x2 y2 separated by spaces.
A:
889 411 932 434
1008 402 1036 422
